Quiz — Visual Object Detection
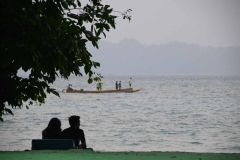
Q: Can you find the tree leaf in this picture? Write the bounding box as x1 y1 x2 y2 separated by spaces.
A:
77 0 81 7
5 108 14 115
61 1 68 9
88 78 93 84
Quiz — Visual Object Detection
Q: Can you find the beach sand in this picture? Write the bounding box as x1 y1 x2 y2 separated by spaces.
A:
0 150 239 160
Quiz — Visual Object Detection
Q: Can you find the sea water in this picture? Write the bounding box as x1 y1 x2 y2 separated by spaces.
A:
0 75 240 153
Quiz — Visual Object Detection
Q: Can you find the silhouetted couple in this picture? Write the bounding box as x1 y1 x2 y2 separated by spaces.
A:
42 115 86 149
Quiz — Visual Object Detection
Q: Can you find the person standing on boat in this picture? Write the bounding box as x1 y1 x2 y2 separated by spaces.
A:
119 81 121 90
115 81 118 90
129 78 132 88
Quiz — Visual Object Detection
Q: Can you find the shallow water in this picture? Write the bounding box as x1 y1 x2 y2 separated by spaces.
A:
0 75 240 153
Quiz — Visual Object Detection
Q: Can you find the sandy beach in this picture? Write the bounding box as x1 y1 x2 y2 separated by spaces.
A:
0 150 239 160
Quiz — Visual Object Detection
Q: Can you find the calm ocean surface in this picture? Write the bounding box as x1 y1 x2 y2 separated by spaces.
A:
0 75 240 153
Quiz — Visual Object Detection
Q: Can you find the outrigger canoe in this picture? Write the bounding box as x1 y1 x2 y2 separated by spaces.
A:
63 88 142 93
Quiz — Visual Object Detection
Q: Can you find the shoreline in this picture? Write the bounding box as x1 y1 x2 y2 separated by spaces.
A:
0 150 239 160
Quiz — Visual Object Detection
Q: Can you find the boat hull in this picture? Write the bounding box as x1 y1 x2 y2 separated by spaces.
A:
64 88 142 93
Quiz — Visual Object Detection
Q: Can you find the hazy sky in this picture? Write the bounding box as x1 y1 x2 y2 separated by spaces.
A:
100 0 240 47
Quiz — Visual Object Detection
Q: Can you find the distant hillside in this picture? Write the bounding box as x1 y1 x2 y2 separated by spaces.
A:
87 39 240 76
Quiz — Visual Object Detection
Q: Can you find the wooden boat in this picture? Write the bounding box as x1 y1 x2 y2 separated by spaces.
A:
63 88 142 93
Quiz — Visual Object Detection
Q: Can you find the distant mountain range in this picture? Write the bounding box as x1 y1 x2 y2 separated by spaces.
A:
87 38 240 76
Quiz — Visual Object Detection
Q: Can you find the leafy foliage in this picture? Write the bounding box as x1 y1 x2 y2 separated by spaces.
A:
96 80 103 91
0 0 131 121
94 73 103 91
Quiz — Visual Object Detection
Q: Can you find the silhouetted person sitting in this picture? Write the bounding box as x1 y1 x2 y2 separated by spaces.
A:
61 115 87 149
67 84 73 91
42 117 62 139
